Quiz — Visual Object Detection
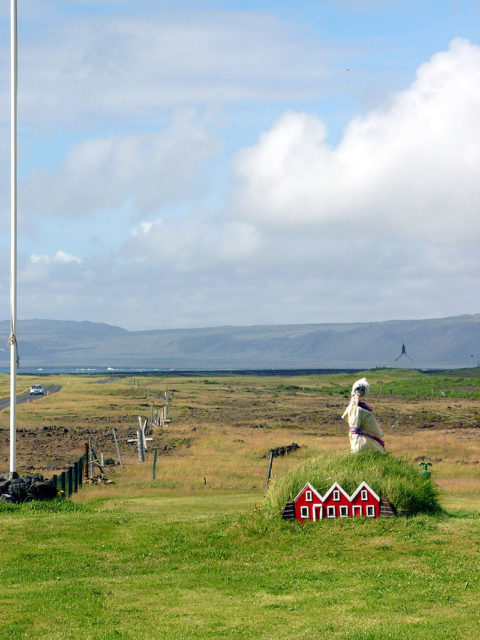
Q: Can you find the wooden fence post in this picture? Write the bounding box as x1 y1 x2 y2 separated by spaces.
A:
139 415 150 439
67 467 73 497
88 439 94 478
266 450 274 487
112 428 123 467
137 429 145 462
84 442 89 479
152 449 158 480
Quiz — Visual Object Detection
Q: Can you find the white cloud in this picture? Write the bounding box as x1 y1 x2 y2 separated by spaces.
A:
30 250 81 264
124 215 259 270
4 11 329 129
1 36 479 330
232 38 480 244
23 110 220 217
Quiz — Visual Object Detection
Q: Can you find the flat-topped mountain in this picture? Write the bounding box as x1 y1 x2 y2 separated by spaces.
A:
0 314 478 369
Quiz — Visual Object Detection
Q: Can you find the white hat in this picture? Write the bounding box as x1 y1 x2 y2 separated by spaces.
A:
351 377 370 396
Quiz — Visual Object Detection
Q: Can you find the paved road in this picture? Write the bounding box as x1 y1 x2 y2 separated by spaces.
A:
0 384 62 411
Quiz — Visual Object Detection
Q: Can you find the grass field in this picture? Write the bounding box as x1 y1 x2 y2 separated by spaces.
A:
0 369 480 639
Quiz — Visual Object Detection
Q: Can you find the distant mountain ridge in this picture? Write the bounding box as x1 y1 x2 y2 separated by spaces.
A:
0 314 479 369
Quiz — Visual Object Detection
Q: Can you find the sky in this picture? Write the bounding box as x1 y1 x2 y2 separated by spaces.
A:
0 0 479 331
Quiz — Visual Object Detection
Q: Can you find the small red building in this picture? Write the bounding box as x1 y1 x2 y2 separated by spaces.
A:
322 482 353 519
288 480 384 522
349 481 381 518
294 482 324 522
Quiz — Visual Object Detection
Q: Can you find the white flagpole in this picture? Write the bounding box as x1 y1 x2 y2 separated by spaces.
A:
10 0 18 476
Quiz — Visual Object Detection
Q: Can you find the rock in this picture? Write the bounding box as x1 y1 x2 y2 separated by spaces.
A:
27 480 58 500
265 443 301 458
9 478 28 502
104 458 115 466
0 494 15 503
0 471 18 482
0 481 11 495
86 474 113 485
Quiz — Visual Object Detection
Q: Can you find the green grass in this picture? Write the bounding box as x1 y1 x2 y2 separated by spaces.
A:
373 373 480 399
273 369 480 400
1 369 480 638
263 452 442 517
0 496 479 640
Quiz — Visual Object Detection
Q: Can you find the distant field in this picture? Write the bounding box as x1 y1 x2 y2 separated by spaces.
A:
0 369 480 639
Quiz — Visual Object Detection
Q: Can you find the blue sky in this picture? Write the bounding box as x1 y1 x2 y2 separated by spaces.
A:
0 1 479 329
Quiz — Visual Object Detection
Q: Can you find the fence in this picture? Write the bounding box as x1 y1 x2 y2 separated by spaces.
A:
52 452 86 498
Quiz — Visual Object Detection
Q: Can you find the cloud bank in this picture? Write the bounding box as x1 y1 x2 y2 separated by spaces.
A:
2 26 479 329
233 38 480 244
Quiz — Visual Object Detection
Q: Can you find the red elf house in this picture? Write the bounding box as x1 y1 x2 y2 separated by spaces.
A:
282 480 394 521
349 481 381 518
294 482 324 523
322 481 354 519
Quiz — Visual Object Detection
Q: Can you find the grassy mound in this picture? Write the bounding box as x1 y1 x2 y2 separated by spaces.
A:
264 451 442 517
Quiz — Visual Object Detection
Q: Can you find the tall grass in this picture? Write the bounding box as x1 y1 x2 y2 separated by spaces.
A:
263 451 442 517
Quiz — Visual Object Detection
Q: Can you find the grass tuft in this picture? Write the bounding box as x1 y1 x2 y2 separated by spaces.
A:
0 497 88 515
263 451 443 517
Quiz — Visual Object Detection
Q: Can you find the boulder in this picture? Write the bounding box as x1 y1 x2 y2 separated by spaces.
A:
0 480 10 495
0 471 18 482
0 473 56 503
27 480 58 500
9 478 28 502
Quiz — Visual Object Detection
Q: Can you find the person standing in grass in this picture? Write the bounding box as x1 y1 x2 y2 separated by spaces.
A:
342 377 385 453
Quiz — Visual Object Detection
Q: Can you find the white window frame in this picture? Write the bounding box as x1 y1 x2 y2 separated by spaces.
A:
327 505 336 518
333 490 340 501
340 505 348 518
352 506 362 517
366 505 375 517
305 490 312 502
361 490 368 501
301 506 309 519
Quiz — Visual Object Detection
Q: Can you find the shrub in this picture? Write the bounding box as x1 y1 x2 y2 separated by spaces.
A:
263 451 442 518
